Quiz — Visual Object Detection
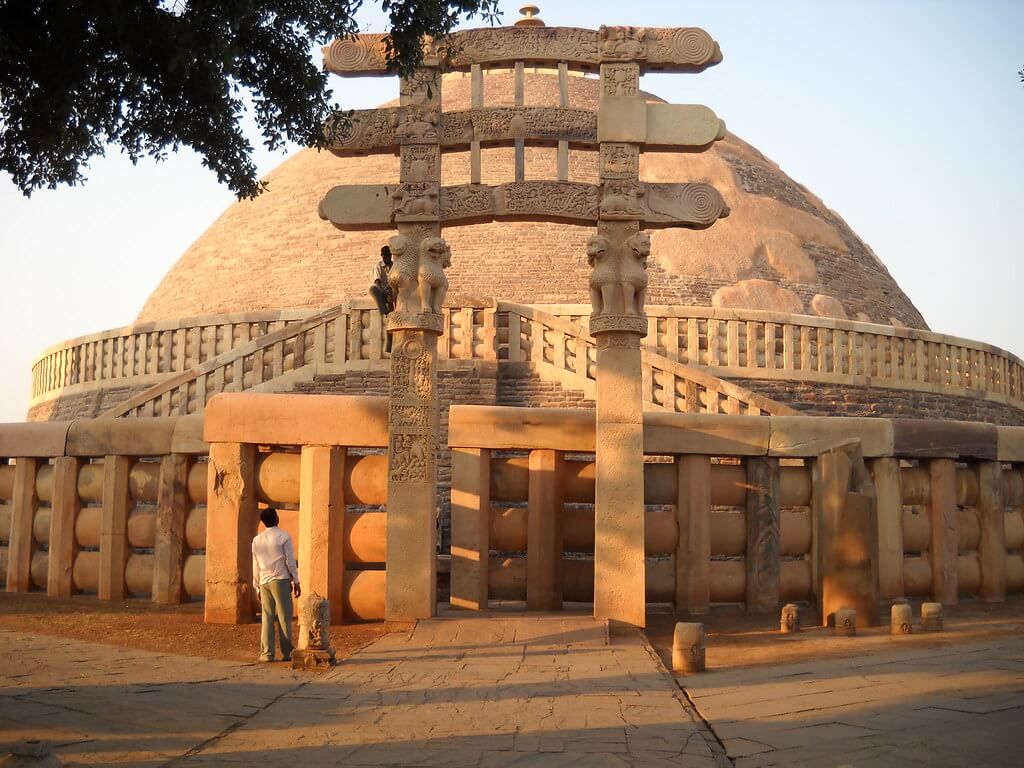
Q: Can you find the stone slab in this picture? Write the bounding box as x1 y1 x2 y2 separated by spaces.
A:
768 416 894 457
645 103 725 148
892 419 998 460
171 414 208 454
0 421 71 458
997 426 1024 462
643 412 770 456
66 417 176 457
448 405 595 451
318 184 396 228
204 393 388 447
597 96 647 143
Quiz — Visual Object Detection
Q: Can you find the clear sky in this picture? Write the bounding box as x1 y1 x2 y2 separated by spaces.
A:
1 0 1021 422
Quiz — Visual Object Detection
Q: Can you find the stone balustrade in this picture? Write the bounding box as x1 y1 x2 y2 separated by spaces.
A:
30 309 312 403
0 403 390 622
544 304 1024 409
0 416 208 603
31 303 1024 421
449 406 1024 617
3 404 1024 621
201 393 390 624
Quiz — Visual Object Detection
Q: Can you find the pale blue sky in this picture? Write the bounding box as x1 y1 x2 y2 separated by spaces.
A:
1 0 1021 421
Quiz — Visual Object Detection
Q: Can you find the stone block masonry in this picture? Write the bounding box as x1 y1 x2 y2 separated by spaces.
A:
744 379 1024 426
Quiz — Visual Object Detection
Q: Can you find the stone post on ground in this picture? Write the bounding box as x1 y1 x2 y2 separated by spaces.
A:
204 442 258 624
591 57 649 628
385 54 447 624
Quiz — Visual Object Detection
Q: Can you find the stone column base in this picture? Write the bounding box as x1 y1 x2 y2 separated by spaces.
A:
290 648 336 670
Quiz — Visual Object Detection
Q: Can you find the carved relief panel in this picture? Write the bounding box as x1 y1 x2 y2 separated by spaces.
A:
599 143 639 180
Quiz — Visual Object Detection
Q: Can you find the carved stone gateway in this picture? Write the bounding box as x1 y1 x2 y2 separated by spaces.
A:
320 7 728 627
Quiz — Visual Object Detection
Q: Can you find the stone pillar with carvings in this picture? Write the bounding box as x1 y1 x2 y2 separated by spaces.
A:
591 37 649 629
385 56 447 623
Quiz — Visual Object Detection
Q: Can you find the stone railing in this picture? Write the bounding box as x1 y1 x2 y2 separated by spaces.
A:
542 304 1024 409
33 303 1024 419
202 394 389 624
0 416 209 603
30 309 315 404
0 398 390 623
104 304 352 418
498 302 797 415
6 403 1024 622
449 406 1024 616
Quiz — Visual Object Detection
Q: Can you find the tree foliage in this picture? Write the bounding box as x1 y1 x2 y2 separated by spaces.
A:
0 0 499 198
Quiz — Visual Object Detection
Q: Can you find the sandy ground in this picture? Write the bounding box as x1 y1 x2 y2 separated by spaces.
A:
0 592 386 663
2 591 1022 671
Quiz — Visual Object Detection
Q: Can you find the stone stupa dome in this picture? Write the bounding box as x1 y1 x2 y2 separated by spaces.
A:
138 70 926 329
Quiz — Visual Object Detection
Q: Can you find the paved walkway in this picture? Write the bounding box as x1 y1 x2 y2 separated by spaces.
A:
683 635 1024 767
2 617 1023 767
0 616 725 767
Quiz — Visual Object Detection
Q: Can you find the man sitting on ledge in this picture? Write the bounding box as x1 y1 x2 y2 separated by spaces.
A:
251 507 301 662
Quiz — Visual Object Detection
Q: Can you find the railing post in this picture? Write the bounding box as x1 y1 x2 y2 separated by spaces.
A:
153 453 191 604
6 458 39 593
928 458 958 605
450 447 491 610
99 455 131 601
745 456 780 613
48 456 81 598
871 457 904 599
527 449 564 611
299 445 346 624
978 460 1006 602
676 455 711 615
817 443 880 627
204 442 258 624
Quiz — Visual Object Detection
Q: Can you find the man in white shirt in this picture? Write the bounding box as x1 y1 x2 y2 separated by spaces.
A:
251 507 301 662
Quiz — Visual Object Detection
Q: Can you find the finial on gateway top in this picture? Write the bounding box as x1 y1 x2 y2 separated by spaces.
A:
515 5 545 27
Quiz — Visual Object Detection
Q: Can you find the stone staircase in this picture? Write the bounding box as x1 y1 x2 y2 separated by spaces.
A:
106 301 797 418
499 302 798 416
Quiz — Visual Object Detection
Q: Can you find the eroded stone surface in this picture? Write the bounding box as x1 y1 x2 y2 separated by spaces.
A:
810 292 848 320
711 278 804 314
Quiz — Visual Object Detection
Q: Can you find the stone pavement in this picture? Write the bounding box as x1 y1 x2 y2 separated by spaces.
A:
2 617 1023 767
683 635 1024 767
0 615 726 767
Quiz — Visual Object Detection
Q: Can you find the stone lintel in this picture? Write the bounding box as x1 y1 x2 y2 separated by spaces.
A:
327 104 725 155
322 182 727 230
323 27 722 75
204 393 388 448
892 419 998 460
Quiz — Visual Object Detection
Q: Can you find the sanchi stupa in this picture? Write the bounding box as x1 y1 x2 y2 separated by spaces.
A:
5 9 1024 631
27 20 1023 428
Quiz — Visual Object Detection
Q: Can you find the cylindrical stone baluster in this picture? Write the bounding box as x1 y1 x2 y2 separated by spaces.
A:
672 622 705 673
921 602 943 632
891 602 912 635
780 603 800 633
833 607 856 636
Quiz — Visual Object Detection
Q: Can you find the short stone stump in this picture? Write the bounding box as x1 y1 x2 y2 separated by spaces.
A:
921 602 944 632
832 608 857 636
290 648 336 671
891 602 913 635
